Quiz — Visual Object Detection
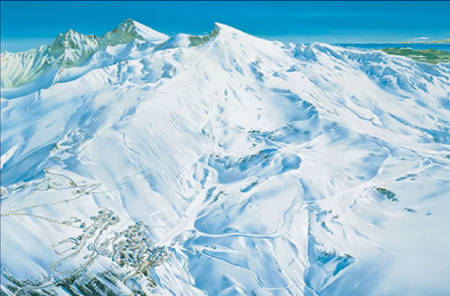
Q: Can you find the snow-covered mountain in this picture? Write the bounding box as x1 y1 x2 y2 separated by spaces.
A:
0 19 168 90
1 20 450 295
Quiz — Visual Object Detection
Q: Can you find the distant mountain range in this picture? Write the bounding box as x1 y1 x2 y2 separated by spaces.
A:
400 38 450 44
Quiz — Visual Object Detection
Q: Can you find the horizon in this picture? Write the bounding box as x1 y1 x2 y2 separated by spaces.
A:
1 1 450 52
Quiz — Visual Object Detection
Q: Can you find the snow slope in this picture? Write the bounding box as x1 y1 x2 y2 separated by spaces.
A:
0 19 168 90
1 21 450 295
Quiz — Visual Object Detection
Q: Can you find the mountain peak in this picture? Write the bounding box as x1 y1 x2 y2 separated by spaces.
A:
112 18 141 36
213 22 248 36
107 18 168 44
50 29 99 52
1 19 170 89
211 22 270 44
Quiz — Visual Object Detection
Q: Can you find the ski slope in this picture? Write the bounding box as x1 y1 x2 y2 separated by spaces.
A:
1 20 450 295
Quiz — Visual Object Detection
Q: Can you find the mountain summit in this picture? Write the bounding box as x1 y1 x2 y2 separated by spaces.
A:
0 19 168 89
105 18 169 44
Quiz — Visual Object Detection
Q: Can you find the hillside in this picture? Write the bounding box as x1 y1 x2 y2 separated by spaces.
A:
1 20 450 296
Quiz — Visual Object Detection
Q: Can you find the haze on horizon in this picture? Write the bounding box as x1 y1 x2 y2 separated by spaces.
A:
1 1 450 52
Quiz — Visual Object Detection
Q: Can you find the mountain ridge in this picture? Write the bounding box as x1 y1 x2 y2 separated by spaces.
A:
3 19 450 91
1 19 450 296
0 19 169 89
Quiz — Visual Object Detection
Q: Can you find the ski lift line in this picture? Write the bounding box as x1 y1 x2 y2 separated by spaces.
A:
0 213 82 229
44 169 80 187
1 183 100 217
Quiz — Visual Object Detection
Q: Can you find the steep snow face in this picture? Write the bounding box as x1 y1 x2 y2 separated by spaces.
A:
103 19 169 45
0 19 168 89
1 21 450 295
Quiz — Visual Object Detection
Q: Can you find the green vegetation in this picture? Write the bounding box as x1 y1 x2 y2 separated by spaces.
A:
189 25 220 47
400 38 450 44
1 257 166 295
381 48 450 64
1 19 154 89
375 187 398 202
2 269 123 296
426 38 450 44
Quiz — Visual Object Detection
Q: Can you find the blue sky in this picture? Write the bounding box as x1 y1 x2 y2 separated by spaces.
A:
1 1 450 52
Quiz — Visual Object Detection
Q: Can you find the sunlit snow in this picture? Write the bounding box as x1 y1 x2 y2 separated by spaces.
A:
1 20 450 295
